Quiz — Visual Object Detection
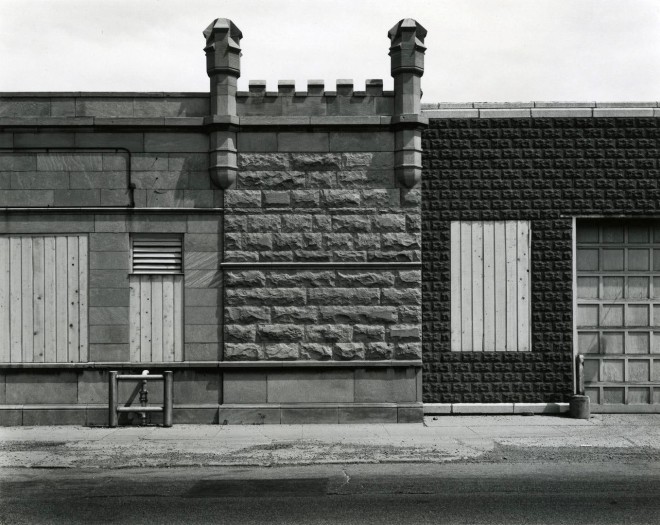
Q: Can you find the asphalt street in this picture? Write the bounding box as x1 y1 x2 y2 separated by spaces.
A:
2 461 660 525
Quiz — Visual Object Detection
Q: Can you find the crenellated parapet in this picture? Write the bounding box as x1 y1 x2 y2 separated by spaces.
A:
204 18 427 190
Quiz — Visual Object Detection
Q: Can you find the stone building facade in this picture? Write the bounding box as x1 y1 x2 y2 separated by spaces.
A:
1 18 659 425
0 18 426 425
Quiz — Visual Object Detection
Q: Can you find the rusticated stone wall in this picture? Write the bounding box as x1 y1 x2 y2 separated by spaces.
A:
223 131 423 361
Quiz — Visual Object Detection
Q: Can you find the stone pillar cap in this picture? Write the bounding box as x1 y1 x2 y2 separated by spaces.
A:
203 18 243 48
388 18 427 47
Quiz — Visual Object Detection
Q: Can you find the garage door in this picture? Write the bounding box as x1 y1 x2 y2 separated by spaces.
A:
576 221 660 409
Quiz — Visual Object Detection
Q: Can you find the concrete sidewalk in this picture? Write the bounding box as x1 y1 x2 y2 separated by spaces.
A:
1 414 659 469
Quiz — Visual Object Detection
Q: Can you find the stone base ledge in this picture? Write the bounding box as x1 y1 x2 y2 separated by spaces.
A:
0 402 423 425
424 402 570 415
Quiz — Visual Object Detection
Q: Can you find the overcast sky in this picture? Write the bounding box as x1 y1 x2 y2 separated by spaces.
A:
1 0 659 102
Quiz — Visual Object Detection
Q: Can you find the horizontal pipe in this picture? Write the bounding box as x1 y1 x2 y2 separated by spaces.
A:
116 406 164 413
117 374 164 380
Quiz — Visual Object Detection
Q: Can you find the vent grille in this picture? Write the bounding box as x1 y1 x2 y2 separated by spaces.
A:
131 235 183 274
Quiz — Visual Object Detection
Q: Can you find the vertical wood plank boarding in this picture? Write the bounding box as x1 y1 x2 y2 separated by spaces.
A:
78 235 88 362
129 276 141 362
140 276 152 362
505 221 518 351
162 276 175 362
494 222 507 351
55 236 68 362
517 221 530 351
21 237 33 362
0 237 10 363
67 236 79 363
460 222 473 351
151 276 163 362
44 237 57 363
450 221 462 352
173 275 183 362
472 222 484 352
450 221 531 353
9 237 22 362
482 222 495 352
32 237 45 362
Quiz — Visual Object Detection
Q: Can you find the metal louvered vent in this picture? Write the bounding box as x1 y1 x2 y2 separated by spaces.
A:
131 235 183 274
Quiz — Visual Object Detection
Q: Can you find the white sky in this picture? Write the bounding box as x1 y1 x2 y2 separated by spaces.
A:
1 0 659 102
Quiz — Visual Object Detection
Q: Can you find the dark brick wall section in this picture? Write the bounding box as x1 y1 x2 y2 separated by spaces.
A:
422 117 660 403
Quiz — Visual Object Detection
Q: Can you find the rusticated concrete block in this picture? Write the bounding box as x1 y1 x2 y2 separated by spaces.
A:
225 190 262 208
299 343 333 360
262 191 291 206
336 271 395 287
240 171 306 189
332 215 371 232
373 214 406 232
320 306 398 324
6 372 77 404
322 190 361 207
225 306 270 324
239 153 290 170
225 343 262 361
272 307 318 324
267 370 353 403
334 343 366 360
398 305 421 323
281 214 313 232
353 324 385 342
257 324 305 342
223 372 268 403
227 288 306 306
382 288 421 305
308 288 379 305
291 190 320 207
277 132 329 152
394 343 422 359
307 172 337 188
226 324 257 342
247 214 281 232
289 153 342 170
365 342 393 359
306 324 352 343
226 270 266 287
263 343 300 360
342 152 395 169
268 271 334 287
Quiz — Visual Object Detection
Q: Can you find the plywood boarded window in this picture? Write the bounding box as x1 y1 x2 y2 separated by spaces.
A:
450 221 531 352
0 235 88 363
129 235 183 362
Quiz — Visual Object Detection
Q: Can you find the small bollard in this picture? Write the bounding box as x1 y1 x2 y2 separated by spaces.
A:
570 394 590 419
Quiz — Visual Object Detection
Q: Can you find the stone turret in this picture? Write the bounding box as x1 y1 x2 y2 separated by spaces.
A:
389 19 427 188
204 18 242 189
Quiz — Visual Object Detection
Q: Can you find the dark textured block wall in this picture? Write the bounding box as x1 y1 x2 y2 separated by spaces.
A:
422 117 660 403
